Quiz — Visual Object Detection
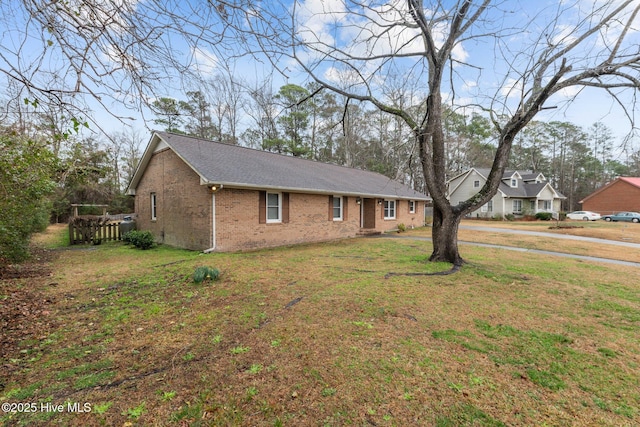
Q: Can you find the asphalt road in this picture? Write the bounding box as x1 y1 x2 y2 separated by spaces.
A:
382 225 640 268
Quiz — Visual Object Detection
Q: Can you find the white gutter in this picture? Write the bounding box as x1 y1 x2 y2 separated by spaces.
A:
199 179 428 201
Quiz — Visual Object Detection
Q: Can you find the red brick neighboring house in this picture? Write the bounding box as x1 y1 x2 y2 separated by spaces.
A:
127 132 429 252
580 177 640 215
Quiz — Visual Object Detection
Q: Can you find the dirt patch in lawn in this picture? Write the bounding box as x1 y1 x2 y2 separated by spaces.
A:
0 246 59 385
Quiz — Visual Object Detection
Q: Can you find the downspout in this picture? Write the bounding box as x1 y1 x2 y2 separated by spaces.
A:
203 184 223 253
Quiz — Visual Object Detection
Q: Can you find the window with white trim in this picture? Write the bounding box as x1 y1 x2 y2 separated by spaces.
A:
409 200 416 213
332 196 343 221
481 200 493 212
266 192 281 223
510 178 518 188
513 199 522 214
384 200 396 219
150 193 157 220
542 200 552 210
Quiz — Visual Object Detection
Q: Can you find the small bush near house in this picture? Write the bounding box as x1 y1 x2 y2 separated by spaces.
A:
505 214 515 221
535 212 553 221
397 223 406 233
122 230 135 245
122 230 155 250
193 266 220 284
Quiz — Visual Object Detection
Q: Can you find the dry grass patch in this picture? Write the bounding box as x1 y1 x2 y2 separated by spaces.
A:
1 227 639 426
404 220 640 263
455 231 640 263
459 219 640 243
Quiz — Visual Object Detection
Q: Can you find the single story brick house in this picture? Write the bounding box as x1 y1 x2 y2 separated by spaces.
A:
579 177 640 215
127 132 429 252
447 168 565 218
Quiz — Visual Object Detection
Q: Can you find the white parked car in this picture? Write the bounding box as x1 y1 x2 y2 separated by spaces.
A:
566 211 601 221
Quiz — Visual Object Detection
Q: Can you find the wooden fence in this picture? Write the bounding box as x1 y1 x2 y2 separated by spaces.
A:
69 217 124 245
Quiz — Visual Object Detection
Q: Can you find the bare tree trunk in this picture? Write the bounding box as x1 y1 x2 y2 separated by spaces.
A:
430 206 464 266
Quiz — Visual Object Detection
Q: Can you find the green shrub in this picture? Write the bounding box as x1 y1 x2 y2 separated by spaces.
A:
397 223 406 232
505 214 515 221
134 231 155 250
122 230 135 245
122 230 155 250
535 212 553 221
0 135 55 264
193 266 220 284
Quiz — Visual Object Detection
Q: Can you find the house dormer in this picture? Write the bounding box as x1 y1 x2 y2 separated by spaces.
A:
522 172 546 183
504 171 522 188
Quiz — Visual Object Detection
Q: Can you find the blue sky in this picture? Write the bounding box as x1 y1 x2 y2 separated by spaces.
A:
284 0 639 144
2 0 639 152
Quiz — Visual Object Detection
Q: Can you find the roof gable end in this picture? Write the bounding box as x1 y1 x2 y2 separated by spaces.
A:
580 177 640 203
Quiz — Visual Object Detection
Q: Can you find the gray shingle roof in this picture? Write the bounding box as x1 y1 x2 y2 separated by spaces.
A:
499 181 547 198
129 132 428 200
452 168 564 199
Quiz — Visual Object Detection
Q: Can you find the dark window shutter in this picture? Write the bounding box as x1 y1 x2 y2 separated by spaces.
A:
259 191 266 224
343 197 348 221
328 195 334 220
282 192 290 223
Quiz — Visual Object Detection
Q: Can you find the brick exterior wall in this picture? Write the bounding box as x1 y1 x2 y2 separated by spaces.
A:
135 148 425 252
134 148 212 250
214 190 425 252
582 180 640 215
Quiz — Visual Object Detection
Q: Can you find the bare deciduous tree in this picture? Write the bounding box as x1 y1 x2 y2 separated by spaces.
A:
243 78 280 150
0 0 225 131
207 68 245 144
216 0 640 268
4 0 640 269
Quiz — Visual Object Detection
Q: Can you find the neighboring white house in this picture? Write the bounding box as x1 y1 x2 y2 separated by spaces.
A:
447 168 565 219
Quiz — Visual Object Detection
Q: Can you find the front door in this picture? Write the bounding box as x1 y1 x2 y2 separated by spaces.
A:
361 198 376 229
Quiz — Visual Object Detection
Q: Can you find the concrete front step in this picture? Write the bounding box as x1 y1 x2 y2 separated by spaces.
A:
356 229 382 236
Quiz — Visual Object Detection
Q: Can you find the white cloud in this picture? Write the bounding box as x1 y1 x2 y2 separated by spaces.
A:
551 24 578 47
103 44 143 74
191 47 219 75
323 66 362 89
296 0 347 45
296 0 468 70
70 0 139 35
557 85 581 98
500 77 525 99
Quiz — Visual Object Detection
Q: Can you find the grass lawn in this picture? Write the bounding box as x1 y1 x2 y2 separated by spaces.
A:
1 223 639 426
459 218 640 243
454 219 640 263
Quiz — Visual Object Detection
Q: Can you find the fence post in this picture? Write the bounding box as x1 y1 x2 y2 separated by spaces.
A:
69 223 75 245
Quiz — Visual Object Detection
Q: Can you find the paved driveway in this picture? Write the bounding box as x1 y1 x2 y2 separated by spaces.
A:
381 225 640 268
